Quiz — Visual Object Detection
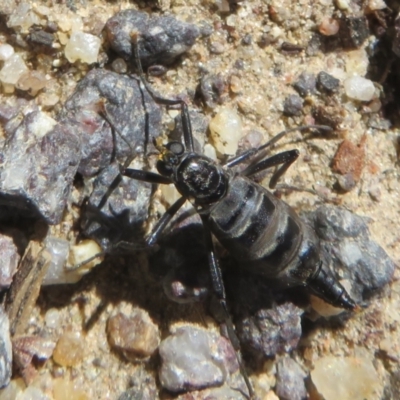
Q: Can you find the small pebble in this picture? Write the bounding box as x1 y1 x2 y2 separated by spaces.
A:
209 108 242 155
275 357 307 400
368 0 387 10
237 302 303 359
41 237 73 285
52 377 89 400
332 137 366 187
67 240 103 276
0 234 20 290
319 17 340 36
317 71 340 93
107 308 160 359
0 307 12 389
53 331 85 367
339 16 369 50
64 32 101 64
16 70 47 96
175 385 245 399
344 76 375 101
159 325 235 392
283 94 304 116
0 379 25 399
44 309 61 330
0 44 14 61
0 53 28 85
293 71 316 97
111 58 127 74
311 355 380 400
337 173 356 191
215 0 230 12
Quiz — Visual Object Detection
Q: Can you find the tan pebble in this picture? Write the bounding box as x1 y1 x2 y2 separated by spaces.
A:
263 390 279 400
107 308 160 359
53 331 85 367
311 355 381 400
319 17 340 36
53 377 89 400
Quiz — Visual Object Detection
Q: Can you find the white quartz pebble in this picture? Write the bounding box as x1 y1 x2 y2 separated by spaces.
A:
344 76 375 102
64 31 101 64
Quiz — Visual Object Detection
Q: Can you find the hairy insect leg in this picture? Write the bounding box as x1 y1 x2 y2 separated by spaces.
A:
200 215 255 399
243 149 300 188
131 33 194 152
224 125 331 169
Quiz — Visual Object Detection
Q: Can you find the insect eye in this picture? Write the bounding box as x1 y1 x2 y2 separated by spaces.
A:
166 141 184 156
157 160 173 176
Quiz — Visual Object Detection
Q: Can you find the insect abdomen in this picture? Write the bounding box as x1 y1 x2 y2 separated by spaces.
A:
208 176 304 277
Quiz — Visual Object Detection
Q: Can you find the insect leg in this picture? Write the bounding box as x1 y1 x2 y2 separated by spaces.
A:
243 149 300 189
224 125 331 169
131 33 194 152
200 215 255 399
113 195 187 252
123 168 172 184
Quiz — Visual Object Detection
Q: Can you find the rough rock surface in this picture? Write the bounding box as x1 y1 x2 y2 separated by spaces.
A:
105 9 200 66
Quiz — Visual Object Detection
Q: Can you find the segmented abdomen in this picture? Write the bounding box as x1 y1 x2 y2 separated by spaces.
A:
207 175 314 278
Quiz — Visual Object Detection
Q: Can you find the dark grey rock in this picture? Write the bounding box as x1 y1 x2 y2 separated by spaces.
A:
317 71 340 93
275 357 307 400
236 302 303 359
82 160 151 250
310 205 395 301
337 173 357 192
0 234 20 290
293 71 316 97
339 16 369 50
27 29 55 47
159 326 237 392
0 110 81 224
313 205 369 241
283 94 304 116
61 68 162 177
118 373 157 400
198 74 226 109
104 9 199 66
0 306 12 389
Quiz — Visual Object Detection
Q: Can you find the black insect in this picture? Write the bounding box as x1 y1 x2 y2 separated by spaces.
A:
94 35 357 399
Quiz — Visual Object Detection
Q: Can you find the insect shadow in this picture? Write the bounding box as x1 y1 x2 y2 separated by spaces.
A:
73 34 358 399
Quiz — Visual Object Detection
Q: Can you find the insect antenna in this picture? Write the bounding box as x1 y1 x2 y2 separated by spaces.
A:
224 124 333 169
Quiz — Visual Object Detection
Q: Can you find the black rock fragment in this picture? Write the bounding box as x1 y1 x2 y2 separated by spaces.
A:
60 68 162 177
317 71 340 94
283 94 304 116
0 110 81 224
293 71 316 97
104 9 199 66
339 16 370 50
